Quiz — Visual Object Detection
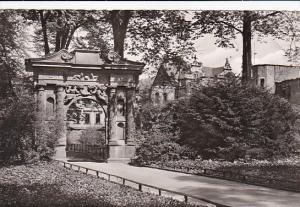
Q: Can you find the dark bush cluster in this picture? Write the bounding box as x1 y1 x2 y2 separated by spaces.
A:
174 77 299 160
135 76 299 163
134 129 197 165
0 83 59 165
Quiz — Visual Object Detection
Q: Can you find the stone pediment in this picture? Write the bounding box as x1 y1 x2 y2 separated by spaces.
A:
25 49 145 72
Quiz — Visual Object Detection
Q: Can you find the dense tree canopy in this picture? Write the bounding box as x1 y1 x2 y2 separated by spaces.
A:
77 10 196 70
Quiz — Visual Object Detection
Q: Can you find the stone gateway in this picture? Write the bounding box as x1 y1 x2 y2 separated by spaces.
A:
25 49 145 163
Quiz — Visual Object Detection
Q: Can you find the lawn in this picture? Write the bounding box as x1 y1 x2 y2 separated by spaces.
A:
0 162 201 207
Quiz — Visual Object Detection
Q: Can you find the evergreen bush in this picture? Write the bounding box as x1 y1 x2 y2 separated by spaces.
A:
174 77 299 161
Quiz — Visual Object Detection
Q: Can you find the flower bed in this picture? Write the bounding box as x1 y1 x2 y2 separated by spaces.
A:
0 162 202 207
144 157 300 192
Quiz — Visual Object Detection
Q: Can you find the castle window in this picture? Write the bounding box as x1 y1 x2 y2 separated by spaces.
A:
46 97 54 117
260 78 265 88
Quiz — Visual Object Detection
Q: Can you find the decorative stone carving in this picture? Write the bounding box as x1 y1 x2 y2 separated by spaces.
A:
61 51 74 62
65 85 80 94
107 51 121 63
72 73 99 81
64 94 75 105
64 85 108 104
79 86 90 96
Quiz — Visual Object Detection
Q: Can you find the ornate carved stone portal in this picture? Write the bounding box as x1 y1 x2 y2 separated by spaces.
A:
26 49 144 163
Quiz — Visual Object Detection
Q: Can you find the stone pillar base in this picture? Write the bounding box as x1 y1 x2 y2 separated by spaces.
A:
107 145 135 163
54 145 67 160
109 140 125 146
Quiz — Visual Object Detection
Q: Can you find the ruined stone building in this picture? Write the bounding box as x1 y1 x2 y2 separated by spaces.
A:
151 58 233 105
251 64 300 93
249 64 300 106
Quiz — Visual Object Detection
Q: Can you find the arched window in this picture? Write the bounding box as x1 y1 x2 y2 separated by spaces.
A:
46 97 54 117
117 99 125 116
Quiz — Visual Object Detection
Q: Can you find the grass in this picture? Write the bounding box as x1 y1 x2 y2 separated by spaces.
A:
0 161 202 207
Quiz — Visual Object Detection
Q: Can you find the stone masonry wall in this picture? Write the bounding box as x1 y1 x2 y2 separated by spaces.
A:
252 65 300 93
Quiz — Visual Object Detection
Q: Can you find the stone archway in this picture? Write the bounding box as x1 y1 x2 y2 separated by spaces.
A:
26 49 144 163
65 97 107 160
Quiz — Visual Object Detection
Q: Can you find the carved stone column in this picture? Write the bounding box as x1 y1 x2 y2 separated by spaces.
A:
55 85 66 158
108 87 118 145
126 88 135 145
36 85 46 123
56 85 65 123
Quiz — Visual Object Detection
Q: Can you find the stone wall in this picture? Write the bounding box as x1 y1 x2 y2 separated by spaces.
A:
252 65 300 93
275 78 300 105
151 86 176 105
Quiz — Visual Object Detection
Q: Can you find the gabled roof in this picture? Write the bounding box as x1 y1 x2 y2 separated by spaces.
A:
25 49 145 72
201 66 224 77
152 64 177 87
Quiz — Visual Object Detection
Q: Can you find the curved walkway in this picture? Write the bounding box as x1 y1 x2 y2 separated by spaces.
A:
58 159 300 207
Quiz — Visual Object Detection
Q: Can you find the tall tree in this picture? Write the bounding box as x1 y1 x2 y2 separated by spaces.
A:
193 10 290 83
110 10 132 58
79 10 195 68
22 10 102 55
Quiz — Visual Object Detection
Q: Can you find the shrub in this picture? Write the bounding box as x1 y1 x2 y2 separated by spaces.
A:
0 81 59 165
79 127 106 146
0 84 35 164
134 129 196 165
34 120 61 162
173 77 299 161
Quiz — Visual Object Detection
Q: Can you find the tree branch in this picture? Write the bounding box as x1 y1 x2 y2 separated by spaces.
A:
254 11 282 20
192 18 243 34
216 20 243 34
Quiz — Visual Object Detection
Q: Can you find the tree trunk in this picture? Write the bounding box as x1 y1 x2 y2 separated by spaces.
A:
242 11 252 83
55 31 61 52
65 27 77 50
60 27 69 50
39 11 50 55
111 10 132 58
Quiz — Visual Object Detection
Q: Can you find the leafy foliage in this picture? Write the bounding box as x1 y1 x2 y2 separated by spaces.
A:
73 10 196 70
134 129 196 165
22 10 103 55
79 127 106 146
133 102 197 165
0 82 61 165
173 77 299 161
0 81 35 164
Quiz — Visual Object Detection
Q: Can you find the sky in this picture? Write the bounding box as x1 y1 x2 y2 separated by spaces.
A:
191 35 294 75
